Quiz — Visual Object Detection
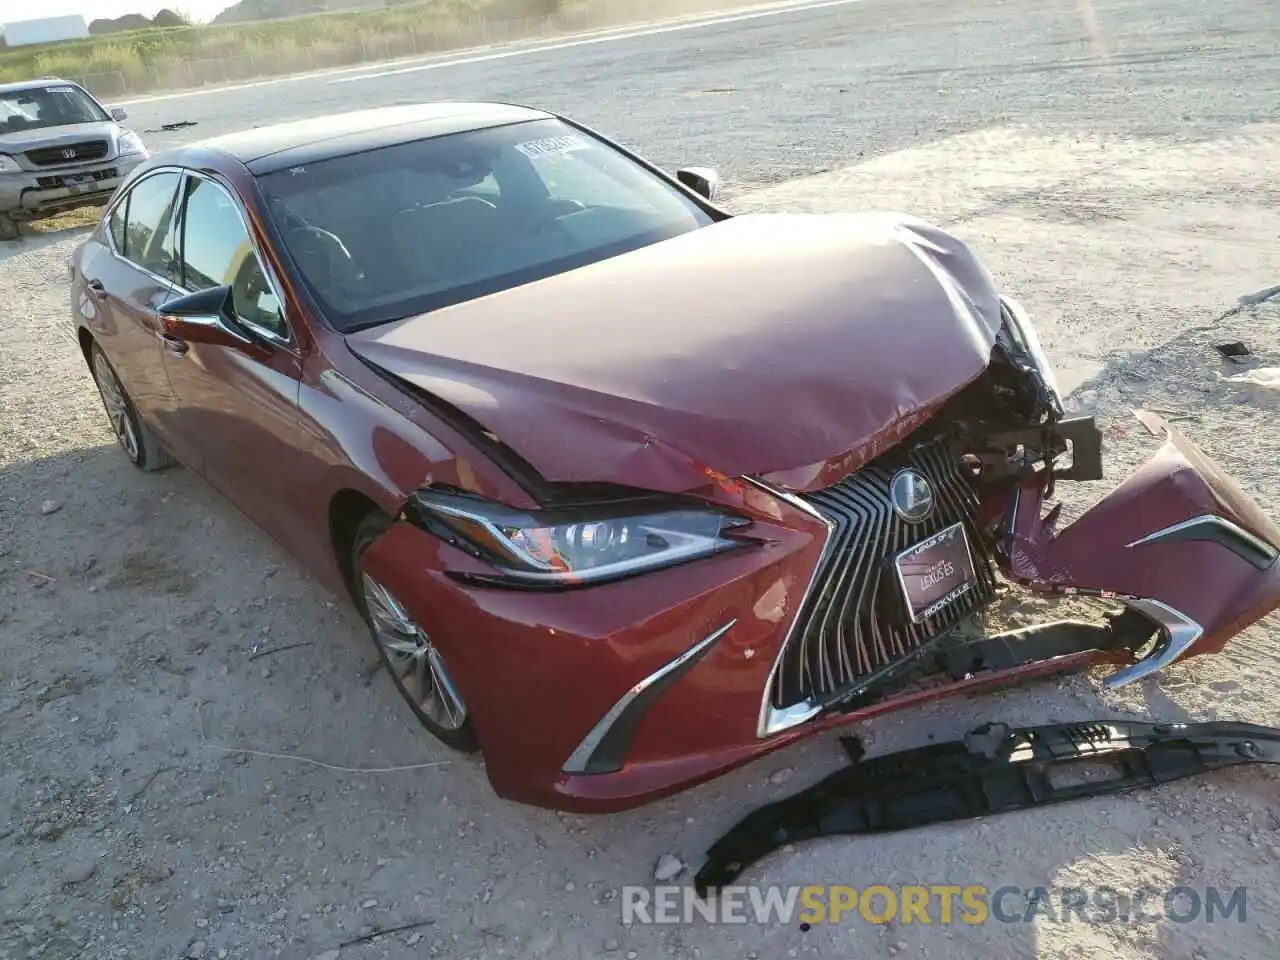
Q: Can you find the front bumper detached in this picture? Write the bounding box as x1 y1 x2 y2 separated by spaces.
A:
357 413 1280 813
695 719 1280 894
1001 410 1280 689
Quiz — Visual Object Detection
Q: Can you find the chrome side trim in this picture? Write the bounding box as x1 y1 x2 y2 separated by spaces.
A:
561 619 736 774
1101 598 1204 689
742 476 835 738
1126 514 1278 565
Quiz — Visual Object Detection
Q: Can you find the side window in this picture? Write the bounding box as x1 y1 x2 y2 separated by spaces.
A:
119 171 182 280
178 177 286 337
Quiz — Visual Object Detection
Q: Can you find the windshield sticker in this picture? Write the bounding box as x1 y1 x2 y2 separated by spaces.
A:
514 134 590 159
44 86 76 94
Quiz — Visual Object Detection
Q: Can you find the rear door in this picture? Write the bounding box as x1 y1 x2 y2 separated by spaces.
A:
76 169 184 443
158 171 309 546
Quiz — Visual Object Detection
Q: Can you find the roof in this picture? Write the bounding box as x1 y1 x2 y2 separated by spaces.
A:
0 77 78 95
189 102 553 175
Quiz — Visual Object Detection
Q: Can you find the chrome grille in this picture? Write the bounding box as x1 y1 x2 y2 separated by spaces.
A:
768 437 998 710
25 140 109 167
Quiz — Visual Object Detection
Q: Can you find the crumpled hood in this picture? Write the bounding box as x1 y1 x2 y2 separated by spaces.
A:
346 212 1005 494
0 121 121 164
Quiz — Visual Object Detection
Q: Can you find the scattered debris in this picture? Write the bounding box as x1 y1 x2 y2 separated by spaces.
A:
1222 366 1280 390
24 569 56 587
1214 340 1253 363
39 499 61 515
336 917 436 948
143 120 199 133
653 853 684 882
768 767 795 786
197 701 453 773
249 640 314 661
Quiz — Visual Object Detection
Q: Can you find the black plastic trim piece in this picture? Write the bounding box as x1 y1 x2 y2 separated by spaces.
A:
820 612 1152 717
694 720 1280 895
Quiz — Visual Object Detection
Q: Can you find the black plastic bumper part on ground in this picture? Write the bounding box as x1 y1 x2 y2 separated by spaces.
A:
694 720 1280 895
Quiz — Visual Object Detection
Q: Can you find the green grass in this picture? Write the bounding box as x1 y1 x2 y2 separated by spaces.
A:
0 0 581 97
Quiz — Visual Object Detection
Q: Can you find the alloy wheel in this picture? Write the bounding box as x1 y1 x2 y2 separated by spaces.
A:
361 573 468 731
92 350 139 462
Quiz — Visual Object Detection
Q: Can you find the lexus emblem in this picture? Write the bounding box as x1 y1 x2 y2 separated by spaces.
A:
889 469 935 523
62 147 77 159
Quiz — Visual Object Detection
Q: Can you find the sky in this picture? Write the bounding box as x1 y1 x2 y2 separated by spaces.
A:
0 0 231 24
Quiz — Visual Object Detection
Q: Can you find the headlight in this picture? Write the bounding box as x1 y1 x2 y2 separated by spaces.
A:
0 154 20 174
118 130 147 156
409 492 752 587
1000 295 1063 415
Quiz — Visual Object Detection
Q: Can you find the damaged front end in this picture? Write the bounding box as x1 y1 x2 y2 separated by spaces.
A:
352 270 1280 812
754 295 1280 739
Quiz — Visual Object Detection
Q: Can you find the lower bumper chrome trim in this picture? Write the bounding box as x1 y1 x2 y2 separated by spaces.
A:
561 620 736 775
1102 598 1204 689
741 477 836 738
1127 513 1278 571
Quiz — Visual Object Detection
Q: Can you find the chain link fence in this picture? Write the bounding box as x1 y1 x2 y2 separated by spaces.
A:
62 0 761 100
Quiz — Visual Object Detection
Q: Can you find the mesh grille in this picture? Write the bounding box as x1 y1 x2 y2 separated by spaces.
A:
769 437 998 709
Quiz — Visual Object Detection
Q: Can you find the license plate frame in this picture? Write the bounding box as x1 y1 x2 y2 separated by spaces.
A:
894 521 979 623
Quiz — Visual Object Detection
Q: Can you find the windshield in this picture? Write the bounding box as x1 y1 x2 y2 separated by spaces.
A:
256 118 717 331
0 84 107 131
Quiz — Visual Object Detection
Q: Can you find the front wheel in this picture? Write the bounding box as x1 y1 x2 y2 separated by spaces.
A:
89 342 174 472
352 512 479 752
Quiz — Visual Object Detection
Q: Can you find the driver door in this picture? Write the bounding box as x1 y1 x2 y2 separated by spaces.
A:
158 172 307 541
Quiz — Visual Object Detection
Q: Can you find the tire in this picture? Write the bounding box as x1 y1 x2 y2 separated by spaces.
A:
0 216 19 242
351 510 479 752
88 342 175 472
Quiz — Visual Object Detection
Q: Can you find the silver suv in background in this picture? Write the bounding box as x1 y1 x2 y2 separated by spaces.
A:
0 78 149 240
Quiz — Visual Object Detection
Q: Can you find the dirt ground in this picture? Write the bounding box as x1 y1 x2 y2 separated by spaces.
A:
3 3 1280 957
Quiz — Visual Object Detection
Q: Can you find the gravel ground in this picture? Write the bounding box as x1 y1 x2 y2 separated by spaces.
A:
3 1 1280 958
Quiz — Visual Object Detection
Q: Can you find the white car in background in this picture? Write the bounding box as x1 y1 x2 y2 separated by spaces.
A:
0 77 149 240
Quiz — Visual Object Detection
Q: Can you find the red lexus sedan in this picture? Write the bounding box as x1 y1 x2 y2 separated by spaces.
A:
70 102 1280 811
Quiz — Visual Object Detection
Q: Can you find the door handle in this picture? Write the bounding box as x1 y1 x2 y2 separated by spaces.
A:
86 279 108 301
158 331 189 357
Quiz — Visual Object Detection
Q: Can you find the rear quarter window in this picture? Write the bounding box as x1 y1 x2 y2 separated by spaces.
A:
108 194 128 252
117 171 182 279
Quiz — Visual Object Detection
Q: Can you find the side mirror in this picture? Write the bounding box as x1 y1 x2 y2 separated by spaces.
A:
110 106 129 122
159 285 265 350
676 167 721 201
